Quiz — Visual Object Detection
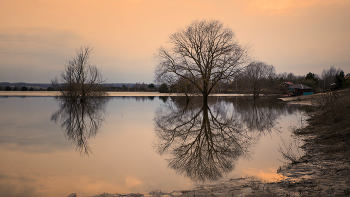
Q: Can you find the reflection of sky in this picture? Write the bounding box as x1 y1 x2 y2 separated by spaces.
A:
0 97 69 153
0 97 305 196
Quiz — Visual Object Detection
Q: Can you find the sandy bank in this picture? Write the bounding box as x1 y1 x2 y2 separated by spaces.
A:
278 93 327 106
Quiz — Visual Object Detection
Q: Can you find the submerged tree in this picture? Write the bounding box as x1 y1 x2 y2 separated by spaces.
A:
52 46 106 100
155 20 249 102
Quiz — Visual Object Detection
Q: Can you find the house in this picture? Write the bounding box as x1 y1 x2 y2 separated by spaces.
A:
289 84 313 96
279 82 294 90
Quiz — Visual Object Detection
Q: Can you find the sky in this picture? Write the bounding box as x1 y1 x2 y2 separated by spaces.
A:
1 0 350 83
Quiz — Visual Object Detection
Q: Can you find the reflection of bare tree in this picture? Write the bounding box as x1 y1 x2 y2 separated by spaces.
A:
155 97 302 182
227 97 301 133
237 100 281 133
51 96 108 155
154 99 253 182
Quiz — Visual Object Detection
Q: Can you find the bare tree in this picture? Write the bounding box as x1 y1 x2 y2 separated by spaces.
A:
244 61 275 98
52 46 106 100
277 72 301 83
155 20 249 102
321 66 342 90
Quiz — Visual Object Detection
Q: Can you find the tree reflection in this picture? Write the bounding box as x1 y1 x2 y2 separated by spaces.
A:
51 96 108 155
154 97 253 181
229 97 295 133
154 97 299 182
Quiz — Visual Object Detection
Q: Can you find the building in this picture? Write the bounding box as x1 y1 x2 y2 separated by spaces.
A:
279 82 294 91
289 84 313 96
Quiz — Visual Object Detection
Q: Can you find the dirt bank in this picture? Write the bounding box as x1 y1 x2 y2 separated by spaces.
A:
278 90 350 106
278 92 327 106
250 89 350 196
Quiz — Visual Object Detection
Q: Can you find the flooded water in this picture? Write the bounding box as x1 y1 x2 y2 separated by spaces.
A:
0 96 305 197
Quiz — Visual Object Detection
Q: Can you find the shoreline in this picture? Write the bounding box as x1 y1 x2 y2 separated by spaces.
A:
278 92 327 106
0 91 257 97
0 91 328 105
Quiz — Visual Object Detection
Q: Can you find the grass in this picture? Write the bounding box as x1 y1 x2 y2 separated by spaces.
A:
298 89 350 160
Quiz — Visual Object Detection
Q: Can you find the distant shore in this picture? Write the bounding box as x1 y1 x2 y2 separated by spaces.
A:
0 91 327 106
0 91 255 97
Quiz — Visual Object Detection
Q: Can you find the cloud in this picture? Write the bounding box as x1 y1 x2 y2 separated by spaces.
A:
0 28 88 82
125 176 144 188
1 1 349 82
0 27 83 66
247 0 347 14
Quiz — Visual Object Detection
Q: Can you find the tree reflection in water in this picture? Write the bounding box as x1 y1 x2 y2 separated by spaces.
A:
51 96 108 155
228 97 296 133
155 97 250 181
154 97 299 182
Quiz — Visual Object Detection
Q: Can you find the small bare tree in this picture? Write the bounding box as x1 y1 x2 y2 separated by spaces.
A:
52 46 106 100
244 61 275 98
321 65 342 90
155 20 249 102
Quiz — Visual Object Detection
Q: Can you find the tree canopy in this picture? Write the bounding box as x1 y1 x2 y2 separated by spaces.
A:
305 72 318 83
158 83 169 93
148 83 155 89
155 20 249 101
5 86 11 91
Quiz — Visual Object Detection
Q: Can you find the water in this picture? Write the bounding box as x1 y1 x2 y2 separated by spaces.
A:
0 96 305 197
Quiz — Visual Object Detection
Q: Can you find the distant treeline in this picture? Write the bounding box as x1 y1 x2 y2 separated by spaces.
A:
1 65 349 94
0 82 160 92
156 65 350 95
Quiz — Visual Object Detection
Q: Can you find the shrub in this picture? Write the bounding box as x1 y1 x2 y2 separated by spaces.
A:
159 83 169 93
5 86 11 91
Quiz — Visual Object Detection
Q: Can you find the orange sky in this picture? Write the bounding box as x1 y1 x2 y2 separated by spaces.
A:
1 0 349 83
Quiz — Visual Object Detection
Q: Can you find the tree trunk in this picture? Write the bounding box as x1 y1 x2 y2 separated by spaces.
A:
203 92 208 104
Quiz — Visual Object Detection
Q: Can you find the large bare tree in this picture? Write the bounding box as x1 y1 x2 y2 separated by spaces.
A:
52 46 106 100
155 20 249 102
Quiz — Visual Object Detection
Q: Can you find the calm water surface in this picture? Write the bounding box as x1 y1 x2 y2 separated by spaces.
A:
0 96 305 197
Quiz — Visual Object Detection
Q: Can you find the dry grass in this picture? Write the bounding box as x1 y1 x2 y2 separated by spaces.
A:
295 89 350 162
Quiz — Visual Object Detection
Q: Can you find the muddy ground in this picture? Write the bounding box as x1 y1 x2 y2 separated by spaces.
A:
88 91 350 197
